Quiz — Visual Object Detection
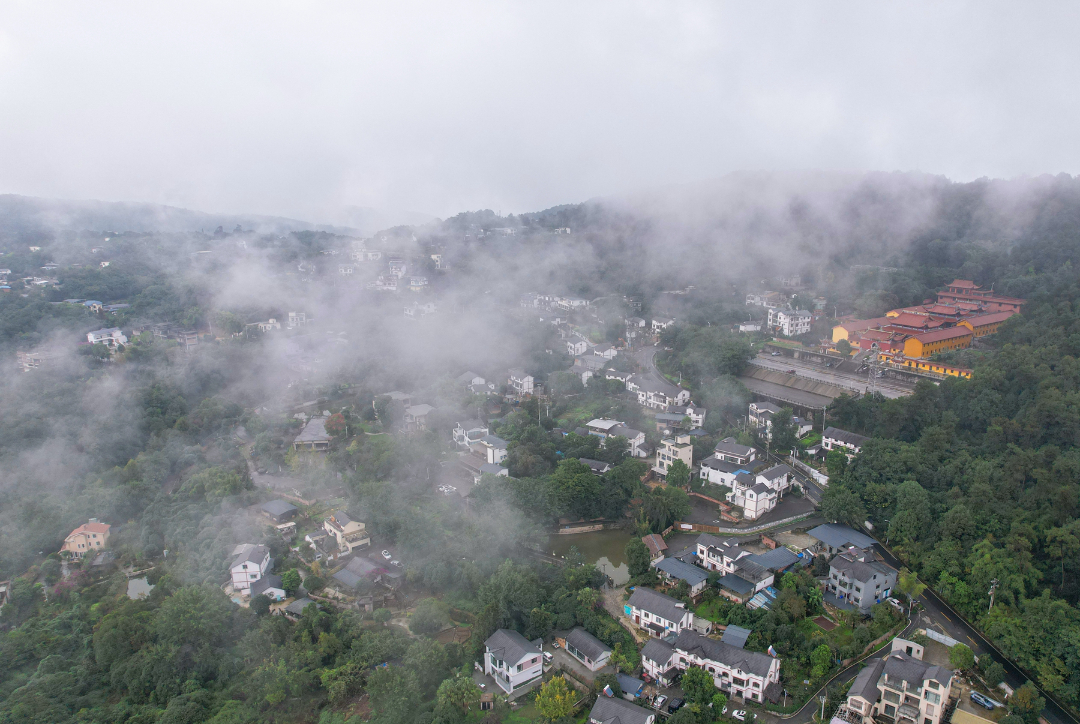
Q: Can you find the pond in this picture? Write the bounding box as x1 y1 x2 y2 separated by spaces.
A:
126 577 154 600
546 528 633 585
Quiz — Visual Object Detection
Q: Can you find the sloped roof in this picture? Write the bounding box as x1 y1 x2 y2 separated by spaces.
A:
231 544 269 569
250 574 283 597
913 327 973 344
285 597 318 615
642 533 667 558
617 673 644 696
589 696 655 724
809 523 876 550
69 521 111 536
848 658 887 702
566 627 612 661
717 574 756 595
261 499 298 517
714 437 754 457
721 625 752 648
758 464 793 481
655 557 709 587
627 587 686 622
745 547 800 572
485 628 540 665
700 456 746 474
640 638 675 665
823 427 869 447
294 416 331 443
674 628 775 677
964 310 1016 326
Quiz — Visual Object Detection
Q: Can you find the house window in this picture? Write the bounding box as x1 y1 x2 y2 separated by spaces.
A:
884 705 896 717
925 692 940 705
927 681 939 690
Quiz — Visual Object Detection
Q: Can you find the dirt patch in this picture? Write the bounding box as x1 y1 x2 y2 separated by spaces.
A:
436 625 472 644
772 530 816 550
814 616 837 631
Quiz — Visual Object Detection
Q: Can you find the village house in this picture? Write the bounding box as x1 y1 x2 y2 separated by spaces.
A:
573 355 606 385
87 328 128 348
745 291 783 308
478 435 509 464
626 375 691 409
579 458 612 474
592 343 618 360
404 301 437 319
402 403 435 431
713 438 757 466
698 455 753 488
483 629 544 695
670 629 782 703
726 473 779 521
507 368 534 396
293 415 332 451
324 510 371 555
768 308 812 337
651 317 676 333
642 533 667 566
834 646 954 724
822 427 870 459
694 534 775 599
626 587 695 637
230 544 271 592
567 338 590 356
259 499 298 523
61 519 111 558
456 371 486 388
666 403 706 429
287 312 307 328
826 546 897 613
654 557 709 597
653 433 694 478
250 574 287 601
453 419 489 448
808 523 878 556
408 276 428 291
564 627 612 672
587 695 656 724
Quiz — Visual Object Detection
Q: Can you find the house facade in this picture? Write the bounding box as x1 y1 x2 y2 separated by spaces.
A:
835 650 954 724
87 328 128 348
712 438 757 466
826 547 897 613
564 627 612 672
654 434 693 477
453 419 489 447
644 629 781 704
61 519 111 558
230 544 271 591
625 587 695 637
823 427 870 459
508 369 534 395
323 510 371 554
483 629 544 695
768 308 812 337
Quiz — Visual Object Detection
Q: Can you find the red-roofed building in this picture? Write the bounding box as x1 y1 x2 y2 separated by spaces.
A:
936 279 1025 313
887 312 944 331
62 519 111 558
832 317 892 343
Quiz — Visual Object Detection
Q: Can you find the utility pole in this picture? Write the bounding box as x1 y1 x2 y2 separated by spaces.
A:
820 694 828 721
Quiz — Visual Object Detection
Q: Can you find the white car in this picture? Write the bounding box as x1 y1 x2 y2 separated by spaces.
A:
732 711 747 721
654 696 668 711
391 560 401 567
887 597 903 611
381 550 392 559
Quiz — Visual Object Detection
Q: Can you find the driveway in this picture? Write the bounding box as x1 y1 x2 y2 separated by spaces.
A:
602 585 649 643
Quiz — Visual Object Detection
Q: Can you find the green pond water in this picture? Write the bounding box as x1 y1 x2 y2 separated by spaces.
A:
546 528 633 585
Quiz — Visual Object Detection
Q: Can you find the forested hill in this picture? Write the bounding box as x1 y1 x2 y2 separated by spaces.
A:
819 233 1080 710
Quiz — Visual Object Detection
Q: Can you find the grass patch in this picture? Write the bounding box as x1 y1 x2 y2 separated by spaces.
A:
694 599 726 622
505 702 544 724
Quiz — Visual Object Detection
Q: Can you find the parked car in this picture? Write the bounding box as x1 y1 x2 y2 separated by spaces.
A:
970 692 997 710
771 351 781 356
732 711 747 721
381 550 392 559
654 695 668 711
667 698 685 714
786 369 797 374
887 597 903 611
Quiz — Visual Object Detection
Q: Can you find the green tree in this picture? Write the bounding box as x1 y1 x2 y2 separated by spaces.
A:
666 459 691 489
681 665 717 704
810 643 833 679
250 594 272 616
895 568 926 613
836 339 853 355
535 676 575 722
281 569 302 596
820 485 866 527
825 450 848 479
643 485 691 532
626 537 652 578
888 480 931 545
437 673 483 713
374 608 393 625
1008 683 1045 724
949 643 976 671
769 408 798 454
325 412 348 437
410 597 451 636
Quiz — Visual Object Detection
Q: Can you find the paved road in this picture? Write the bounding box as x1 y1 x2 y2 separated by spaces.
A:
751 355 914 399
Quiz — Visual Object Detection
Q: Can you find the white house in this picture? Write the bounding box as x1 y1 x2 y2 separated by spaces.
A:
626 375 691 410
662 629 782 704
592 343 618 360
564 627 612 672
483 629 544 695
508 368 534 396
230 544 271 592
87 328 127 348
695 534 775 596
768 308 812 337
698 456 752 488
250 574 286 601
567 338 589 356
453 419 489 448
667 403 706 429
712 438 757 466
823 427 870 459
835 650 953 724
745 291 782 308
479 435 509 464
651 317 676 333
626 587 695 637
287 312 307 329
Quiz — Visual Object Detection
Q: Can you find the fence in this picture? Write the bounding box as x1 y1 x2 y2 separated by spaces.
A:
923 628 960 648
792 458 829 487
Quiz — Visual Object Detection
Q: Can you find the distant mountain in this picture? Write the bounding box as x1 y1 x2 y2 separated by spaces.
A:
0 194 361 236
320 205 437 236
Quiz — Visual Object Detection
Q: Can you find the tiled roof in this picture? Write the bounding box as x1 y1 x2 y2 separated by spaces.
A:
627 587 687 623
674 628 775 677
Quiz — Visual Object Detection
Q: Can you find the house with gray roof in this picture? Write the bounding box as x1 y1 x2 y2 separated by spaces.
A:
654 557 709 597
809 524 877 555
483 629 543 694
823 427 870 458
626 587 694 637
479 434 509 464
699 455 751 487
230 544 271 592
588 696 656 724
720 624 752 649
834 651 954 724
826 547 896 613
641 533 667 566
617 673 644 700
579 458 612 475
453 419 489 448
564 627 612 672
259 499 298 523
250 573 286 601
672 629 782 703
293 416 331 451
283 597 319 620
745 546 801 573
713 437 757 465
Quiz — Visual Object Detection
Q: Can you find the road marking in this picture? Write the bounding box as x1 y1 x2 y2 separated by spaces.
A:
939 612 951 622
968 636 977 646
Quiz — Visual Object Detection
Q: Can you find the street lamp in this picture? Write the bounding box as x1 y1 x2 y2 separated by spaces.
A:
820 694 828 721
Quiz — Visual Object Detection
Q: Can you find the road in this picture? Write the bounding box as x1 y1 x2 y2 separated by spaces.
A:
750 355 914 399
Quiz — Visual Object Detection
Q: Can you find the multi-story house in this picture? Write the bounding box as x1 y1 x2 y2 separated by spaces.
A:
654 433 693 478
694 534 775 597
654 557 709 597
835 645 953 724
726 474 779 520
567 338 589 356
667 403 706 429
507 368 534 396
756 464 796 495
644 629 782 704
453 419 489 448
768 308 812 337
699 455 752 487
87 328 127 348
826 546 897 613
749 401 782 430
479 435 508 464
287 312 307 328
626 375 691 409
585 419 646 458
626 587 695 637
713 438 757 466
823 427 870 459
61 519 111 558
230 544 271 592
642 533 667 566
323 510 371 555
402 404 435 431
695 534 753 574
745 291 782 308
483 629 544 695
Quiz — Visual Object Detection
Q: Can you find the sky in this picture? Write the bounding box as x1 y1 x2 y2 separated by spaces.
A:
0 2 1078 223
